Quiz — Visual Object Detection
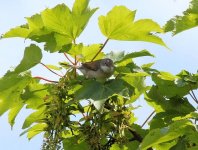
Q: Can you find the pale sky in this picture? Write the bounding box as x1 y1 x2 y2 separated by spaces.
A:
0 0 197 150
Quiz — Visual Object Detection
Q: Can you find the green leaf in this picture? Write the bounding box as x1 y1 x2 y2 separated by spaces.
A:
27 123 47 140
98 6 167 47
26 14 44 30
122 74 146 102
91 99 106 111
81 44 104 62
45 64 62 71
151 72 192 98
140 120 194 150
0 73 31 116
145 86 196 114
22 107 46 129
110 143 129 150
8 102 24 127
115 50 154 63
63 136 89 150
106 51 125 62
14 44 42 74
3 25 30 38
75 79 127 100
41 2 97 40
154 141 177 150
169 138 186 150
66 43 83 57
72 0 89 14
21 79 49 109
164 0 198 35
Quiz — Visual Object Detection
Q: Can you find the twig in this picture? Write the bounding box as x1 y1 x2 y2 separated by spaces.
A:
40 62 63 77
34 76 58 83
91 38 109 61
191 90 198 103
64 53 75 65
128 128 143 142
102 136 116 150
189 92 198 104
74 55 77 78
141 110 155 128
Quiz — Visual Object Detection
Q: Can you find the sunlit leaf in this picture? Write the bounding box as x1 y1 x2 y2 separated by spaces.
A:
14 44 42 74
8 102 24 127
27 123 47 140
98 6 167 47
140 120 194 150
81 44 104 62
151 73 193 98
115 50 154 63
164 0 198 35
22 107 46 129
3 25 30 38
21 80 49 109
63 136 89 150
0 74 31 116
76 79 127 100
42 2 97 40
106 51 125 62
45 64 62 71
145 86 196 114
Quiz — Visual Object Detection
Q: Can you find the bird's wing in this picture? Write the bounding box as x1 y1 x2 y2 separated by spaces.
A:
81 60 101 71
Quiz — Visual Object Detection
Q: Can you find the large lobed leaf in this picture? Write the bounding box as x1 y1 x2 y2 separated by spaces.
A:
3 0 97 53
140 120 195 150
0 73 31 116
98 6 167 47
164 0 198 35
14 44 42 74
75 79 127 101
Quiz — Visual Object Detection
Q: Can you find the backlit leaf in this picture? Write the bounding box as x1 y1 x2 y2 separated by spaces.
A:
98 6 167 47
63 136 89 150
140 120 194 150
115 50 154 63
76 79 127 100
22 107 46 129
0 73 31 116
8 102 24 127
27 123 47 140
164 0 198 35
14 44 42 74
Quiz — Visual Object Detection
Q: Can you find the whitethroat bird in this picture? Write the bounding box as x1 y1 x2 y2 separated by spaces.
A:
78 58 114 79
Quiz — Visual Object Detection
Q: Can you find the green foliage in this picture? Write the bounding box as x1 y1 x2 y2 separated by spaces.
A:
14 44 42 74
164 0 198 35
98 6 167 47
1 0 198 150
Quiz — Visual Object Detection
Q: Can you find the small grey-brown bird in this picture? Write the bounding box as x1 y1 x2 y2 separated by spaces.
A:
78 58 114 79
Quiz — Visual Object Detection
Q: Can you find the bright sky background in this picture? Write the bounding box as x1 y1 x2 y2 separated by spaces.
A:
0 0 197 150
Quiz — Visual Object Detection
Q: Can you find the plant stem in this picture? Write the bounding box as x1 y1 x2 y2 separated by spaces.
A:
40 62 63 77
128 128 143 142
64 53 75 65
189 91 198 104
91 38 109 61
71 39 77 78
34 76 58 83
141 110 155 128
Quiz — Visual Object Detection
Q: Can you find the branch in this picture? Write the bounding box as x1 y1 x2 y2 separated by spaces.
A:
34 76 58 83
40 62 63 77
102 136 116 150
91 38 109 61
64 53 75 65
128 128 143 142
189 92 198 104
141 110 155 128
128 129 153 150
